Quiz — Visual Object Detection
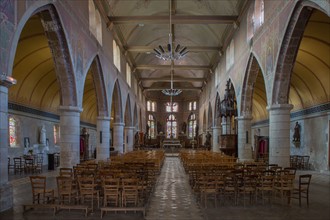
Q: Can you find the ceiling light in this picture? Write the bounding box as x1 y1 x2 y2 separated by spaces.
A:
153 0 188 61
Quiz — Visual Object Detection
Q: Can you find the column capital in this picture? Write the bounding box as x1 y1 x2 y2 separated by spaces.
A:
0 74 16 88
97 116 111 121
236 116 253 120
59 105 83 113
266 104 293 111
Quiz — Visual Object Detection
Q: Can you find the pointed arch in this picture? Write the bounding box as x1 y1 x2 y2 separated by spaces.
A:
88 56 109 117
37 4 78 107
133 104 138 129
111 80 123 123
215 92 221 127
241 54 262 117
208 102 213 129
8 4 78 109
124 94 132 126
272 3 314 105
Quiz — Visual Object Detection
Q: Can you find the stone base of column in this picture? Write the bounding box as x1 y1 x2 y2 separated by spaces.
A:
0 183 13 212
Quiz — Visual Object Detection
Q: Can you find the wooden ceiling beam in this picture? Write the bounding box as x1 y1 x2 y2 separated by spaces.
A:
127 46 221 53
135 65 210 71
144 86 202 91
108 15 237 24
139 77 205 82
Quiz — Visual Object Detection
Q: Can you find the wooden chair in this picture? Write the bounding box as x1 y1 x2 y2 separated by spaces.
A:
274 174 294 204
14 157 24 174
24 158 37 174
30 176 55 204
35 153 43 173
102 178 120 207
8 157 15 173
78 177 100 211
237 174 258 206
257 175 274 204
56 176 78 204
289 174 312 206
122 178 139 207
60 168 74 178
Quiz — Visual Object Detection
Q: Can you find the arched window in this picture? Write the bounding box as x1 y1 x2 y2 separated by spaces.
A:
113 40 121 72
166 114 177 138
147 100 156 112
147 114 155 138
188 101 197 111
53 124 60 145
9 116 17 147
188 113 197 138
89 0 102 45
166 102 178 112
126 63 131 87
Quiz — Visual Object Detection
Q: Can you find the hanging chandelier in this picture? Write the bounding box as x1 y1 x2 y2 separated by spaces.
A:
153 0 188 61
161 61 182 96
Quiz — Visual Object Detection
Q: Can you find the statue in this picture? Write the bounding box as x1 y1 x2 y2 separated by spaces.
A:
134 132 139 145
204 131 211 147
195 124 199 139
181 122 187 134
293 122 300 142
146 124 150 137
39 125 46 145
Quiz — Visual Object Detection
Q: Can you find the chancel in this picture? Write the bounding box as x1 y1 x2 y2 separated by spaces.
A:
0 0 329 220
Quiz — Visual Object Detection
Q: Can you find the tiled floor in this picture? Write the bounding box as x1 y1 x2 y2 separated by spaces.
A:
1 156 330 220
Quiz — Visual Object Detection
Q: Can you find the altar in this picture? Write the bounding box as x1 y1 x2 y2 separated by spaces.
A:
162 139 182 148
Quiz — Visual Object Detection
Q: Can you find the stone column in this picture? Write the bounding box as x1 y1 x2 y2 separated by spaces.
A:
113 123 125 154
212 126 221 152
96 116 110 160
267 104 293 167
0 85 13 211
237 116 253 161
59 106 82 168
124 126 135 152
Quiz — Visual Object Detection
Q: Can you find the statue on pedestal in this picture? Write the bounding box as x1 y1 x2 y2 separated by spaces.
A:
293 122 300 142
39 125 46 145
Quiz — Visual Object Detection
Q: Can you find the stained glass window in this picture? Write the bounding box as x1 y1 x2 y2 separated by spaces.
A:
188 101 197 111
9 116 16 147
166 102 178 112
188 113 196 138
147 101 156 112
147 114 155 138
166 114 177 138
53 125 59 144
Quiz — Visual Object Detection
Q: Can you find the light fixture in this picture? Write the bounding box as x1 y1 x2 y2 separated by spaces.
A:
153 0 188 61
162 61 182 96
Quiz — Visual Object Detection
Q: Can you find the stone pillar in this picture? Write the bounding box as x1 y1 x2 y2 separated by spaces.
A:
0 85 13 211
267 104 293 167
237 116 253 161
96 116 110 161
124 126 135 152
59 106 82 168
113 123 125 154
212 126 221 152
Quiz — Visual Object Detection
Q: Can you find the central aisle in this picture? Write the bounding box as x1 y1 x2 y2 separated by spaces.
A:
146 156 204 220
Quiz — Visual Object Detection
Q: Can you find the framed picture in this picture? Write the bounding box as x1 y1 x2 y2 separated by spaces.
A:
24 137 30 148
46 138 49 146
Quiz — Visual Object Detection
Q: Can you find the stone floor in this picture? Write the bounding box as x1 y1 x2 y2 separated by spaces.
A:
0 156 329 220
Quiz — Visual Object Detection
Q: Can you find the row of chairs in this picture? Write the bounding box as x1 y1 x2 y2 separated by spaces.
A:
290 155 310 169
8 155 43 174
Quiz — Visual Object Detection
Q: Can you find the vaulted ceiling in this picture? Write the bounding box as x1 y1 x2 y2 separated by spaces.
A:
8 2 329 125
98 0 247 98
